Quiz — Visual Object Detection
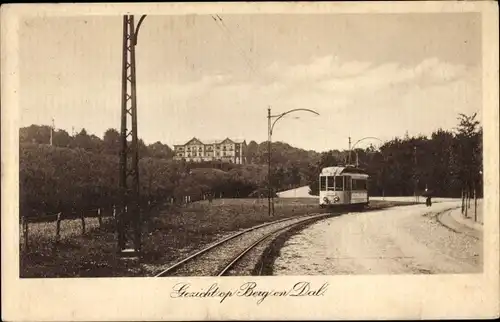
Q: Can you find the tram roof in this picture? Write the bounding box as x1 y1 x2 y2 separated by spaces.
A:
320 166 369 176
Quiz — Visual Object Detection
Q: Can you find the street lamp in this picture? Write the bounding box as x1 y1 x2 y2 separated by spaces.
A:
350 136 383 167
267 107 319 216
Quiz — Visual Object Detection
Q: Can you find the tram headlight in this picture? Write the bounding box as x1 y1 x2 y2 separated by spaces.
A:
334 196 340 202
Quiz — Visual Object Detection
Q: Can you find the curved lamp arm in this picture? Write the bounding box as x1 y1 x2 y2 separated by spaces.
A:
133 15 148 46
351 136 384 151
270 108 319 135
351 136 384 167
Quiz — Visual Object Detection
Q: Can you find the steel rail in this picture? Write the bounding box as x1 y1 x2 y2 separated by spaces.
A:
217 214 331 276
153 213 326 277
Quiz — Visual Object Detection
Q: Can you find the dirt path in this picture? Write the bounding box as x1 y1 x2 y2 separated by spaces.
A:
273 202 482 275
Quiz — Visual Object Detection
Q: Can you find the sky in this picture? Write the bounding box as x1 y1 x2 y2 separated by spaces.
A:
19 13 482 152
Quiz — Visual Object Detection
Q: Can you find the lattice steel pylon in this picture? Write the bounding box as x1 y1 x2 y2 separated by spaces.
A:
118 15 146 254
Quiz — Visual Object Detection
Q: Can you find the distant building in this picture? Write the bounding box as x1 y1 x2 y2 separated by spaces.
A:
173 137 247 164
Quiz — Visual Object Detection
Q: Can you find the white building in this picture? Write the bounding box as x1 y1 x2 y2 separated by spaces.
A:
173 137 247 164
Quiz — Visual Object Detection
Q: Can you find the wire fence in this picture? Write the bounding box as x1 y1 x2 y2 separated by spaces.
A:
20 206 118 251
19 192 234 252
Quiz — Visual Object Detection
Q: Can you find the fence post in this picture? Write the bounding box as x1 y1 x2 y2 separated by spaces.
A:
461 189 465 215
113 205 116 219
81 211 86 235
97 208 102 227
55 212 62 244
22 216 29 251
464 190 469 218
474 188 477 222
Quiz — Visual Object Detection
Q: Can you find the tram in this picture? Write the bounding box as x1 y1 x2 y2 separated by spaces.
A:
319 166 369 209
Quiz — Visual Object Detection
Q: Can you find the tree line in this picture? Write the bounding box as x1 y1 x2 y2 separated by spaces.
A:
20 112 482 217
20 126 175 160
308 113 483 199
19 142 271 217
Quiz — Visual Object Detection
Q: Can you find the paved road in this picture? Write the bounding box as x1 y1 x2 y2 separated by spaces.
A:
277 185 462 204
273 202 482 275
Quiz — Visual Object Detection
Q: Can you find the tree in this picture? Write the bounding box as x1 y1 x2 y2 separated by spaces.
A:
148 141 174 159
73 128 92 150
138 139 149 158
89 134 104 154
453 113 482 201
245 141 259 163
103 128 121 156
19 125 51 144
53 129 72 147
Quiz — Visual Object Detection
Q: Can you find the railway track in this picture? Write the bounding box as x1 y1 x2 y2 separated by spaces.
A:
154 213 336 277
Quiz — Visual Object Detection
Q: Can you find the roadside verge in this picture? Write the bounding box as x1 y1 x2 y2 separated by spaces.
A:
437 207 483 240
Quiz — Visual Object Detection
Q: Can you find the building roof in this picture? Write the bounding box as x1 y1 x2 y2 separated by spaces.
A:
320 166 369 176
174 137 246 146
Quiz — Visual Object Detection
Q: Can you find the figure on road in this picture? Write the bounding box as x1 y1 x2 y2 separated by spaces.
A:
424 188 432 207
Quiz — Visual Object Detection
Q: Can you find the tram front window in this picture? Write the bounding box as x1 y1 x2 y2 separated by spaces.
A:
335 176 344 191
320 176 326 191
327 176 335 191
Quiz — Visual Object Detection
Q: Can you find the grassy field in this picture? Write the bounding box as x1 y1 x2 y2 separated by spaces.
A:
20 197 414 278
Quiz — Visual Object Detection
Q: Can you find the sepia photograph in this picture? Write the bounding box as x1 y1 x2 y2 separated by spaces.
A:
2 1 499 321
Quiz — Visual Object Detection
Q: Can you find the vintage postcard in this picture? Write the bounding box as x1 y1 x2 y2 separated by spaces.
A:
1 1 499 321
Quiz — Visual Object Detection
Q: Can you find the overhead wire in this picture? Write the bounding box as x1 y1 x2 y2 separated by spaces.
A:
211 15 259 78
210 14 326 120
211 14 291 109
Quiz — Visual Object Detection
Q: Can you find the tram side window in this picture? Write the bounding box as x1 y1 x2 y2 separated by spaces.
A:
352 179 367 190
320 176 326 191
345 176 352 190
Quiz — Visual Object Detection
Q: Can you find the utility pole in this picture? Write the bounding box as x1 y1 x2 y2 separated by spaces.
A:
348 136 352 166
267 107 272 216
266 107 319 216
414 146 418 202
50 118 55 146
118 15 146 256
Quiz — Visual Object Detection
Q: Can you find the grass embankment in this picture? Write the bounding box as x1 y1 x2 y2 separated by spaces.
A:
20 198 415 278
